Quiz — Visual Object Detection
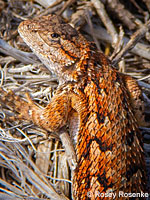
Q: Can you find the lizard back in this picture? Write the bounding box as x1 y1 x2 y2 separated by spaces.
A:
71 52 146 199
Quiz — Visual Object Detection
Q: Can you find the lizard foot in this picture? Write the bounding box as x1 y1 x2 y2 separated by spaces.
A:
0 88 36 121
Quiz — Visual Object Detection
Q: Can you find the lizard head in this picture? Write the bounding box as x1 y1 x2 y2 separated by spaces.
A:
18 14 91 83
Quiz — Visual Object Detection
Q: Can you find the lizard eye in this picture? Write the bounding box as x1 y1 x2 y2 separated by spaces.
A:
51 33 60 38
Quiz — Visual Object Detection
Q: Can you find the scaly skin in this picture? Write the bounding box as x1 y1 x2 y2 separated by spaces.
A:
0 14 147 199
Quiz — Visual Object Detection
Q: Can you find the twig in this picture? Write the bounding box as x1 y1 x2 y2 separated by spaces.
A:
0 39 38 64
138 81 150 89
83 24 150 60
142 0 150 12
70 1 92 29
33 0 61 8
57 0 76 15
37 0 64 17
111 20 150 65
130 0 145 14
91 0 118 47
59 130 77 171
138 74 150 81
85 10 100 50
106 0 137 30
110 26 124 60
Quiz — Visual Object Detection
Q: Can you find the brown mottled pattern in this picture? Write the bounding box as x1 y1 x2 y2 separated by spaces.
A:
0 14 147 200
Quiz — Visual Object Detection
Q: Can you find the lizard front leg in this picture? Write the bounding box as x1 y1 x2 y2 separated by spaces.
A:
0 88 69 132
0 88 77 170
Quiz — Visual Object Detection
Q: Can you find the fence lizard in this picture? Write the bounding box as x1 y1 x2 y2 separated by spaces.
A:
0 14 147 199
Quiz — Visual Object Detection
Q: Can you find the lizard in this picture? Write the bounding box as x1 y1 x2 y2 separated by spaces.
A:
0 14 147 200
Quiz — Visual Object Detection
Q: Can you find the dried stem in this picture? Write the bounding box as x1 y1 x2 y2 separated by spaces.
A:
112 20 150 65
91 0 118 47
